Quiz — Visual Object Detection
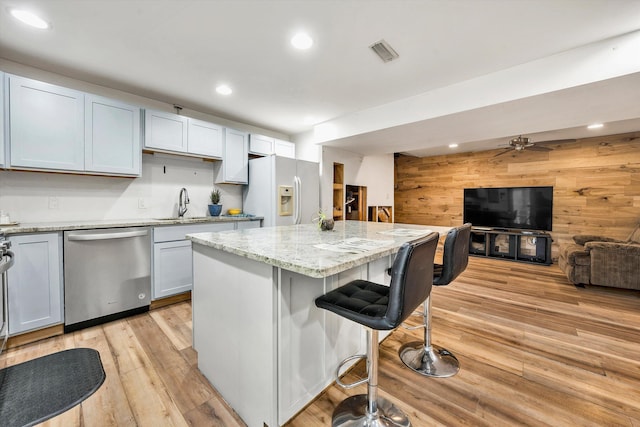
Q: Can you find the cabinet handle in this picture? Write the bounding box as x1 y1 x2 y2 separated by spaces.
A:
67 230 148 241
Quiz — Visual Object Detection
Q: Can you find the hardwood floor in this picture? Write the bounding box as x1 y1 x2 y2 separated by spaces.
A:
2 257 639 426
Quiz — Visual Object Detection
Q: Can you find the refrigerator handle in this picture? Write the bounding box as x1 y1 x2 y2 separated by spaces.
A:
294 176 301 224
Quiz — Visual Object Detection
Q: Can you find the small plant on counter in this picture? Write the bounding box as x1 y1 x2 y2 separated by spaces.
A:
210 189 221 205
208 189 222 216
314 210 334 231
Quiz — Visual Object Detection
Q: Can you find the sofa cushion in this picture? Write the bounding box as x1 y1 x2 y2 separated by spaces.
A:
573 235 623 245
563 243 591 266
587 241 640 290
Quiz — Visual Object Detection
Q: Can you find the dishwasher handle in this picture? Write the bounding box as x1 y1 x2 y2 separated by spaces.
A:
67 229 149 241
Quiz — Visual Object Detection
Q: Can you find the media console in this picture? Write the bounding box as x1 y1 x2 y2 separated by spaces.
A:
469 227 552 265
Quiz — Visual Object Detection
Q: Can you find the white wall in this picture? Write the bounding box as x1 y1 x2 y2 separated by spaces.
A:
0 153 243 223
292 130 321 163
320 146 394 221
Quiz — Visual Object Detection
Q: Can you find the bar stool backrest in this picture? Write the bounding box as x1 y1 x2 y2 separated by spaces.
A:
385 232 439 329
434 223 472 286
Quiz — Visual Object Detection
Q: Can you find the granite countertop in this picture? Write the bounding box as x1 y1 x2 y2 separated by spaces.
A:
187 220 451 278
0 215 262 234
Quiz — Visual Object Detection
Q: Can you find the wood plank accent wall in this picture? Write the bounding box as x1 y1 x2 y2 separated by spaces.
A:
395 131 640 260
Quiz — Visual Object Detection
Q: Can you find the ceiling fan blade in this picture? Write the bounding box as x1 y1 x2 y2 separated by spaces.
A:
527 145 553 151
493 149 513 157
536 138 577 144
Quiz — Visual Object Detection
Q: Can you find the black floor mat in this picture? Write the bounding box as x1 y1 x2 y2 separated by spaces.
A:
0 348 106 427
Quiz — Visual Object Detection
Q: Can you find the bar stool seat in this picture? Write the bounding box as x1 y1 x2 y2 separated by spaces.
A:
315 232 439 427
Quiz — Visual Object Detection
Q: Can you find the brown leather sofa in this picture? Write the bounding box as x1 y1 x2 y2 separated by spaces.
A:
558 225 640 290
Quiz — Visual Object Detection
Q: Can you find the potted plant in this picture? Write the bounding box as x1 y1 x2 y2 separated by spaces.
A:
208 189 222 216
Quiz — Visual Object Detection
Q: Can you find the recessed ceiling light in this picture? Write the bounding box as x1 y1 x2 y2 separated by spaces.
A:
448 143 459 148
215 84 232 96
291 32 313 50
587 123 604 129
10 9 50 29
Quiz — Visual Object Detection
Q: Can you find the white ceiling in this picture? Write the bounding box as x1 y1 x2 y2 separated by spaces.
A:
1 0 640 157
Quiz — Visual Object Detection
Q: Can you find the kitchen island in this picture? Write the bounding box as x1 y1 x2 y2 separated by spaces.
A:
187 221 450 427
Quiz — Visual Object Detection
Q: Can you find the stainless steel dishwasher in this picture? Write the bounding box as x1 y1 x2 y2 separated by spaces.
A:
64 226 151 332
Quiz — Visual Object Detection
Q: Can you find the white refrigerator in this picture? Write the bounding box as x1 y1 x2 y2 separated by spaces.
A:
243 155 320 227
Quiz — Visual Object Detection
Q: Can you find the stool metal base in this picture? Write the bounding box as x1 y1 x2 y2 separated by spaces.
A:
399 341 460 378
332 395 411 427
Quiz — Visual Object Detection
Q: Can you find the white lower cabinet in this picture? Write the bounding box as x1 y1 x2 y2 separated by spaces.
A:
153 239 193 299
8 232 64 335
236 220 261 230
152 222 235 299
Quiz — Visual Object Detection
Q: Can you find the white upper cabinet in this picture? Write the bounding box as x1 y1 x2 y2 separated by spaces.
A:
6 74 141 177
249 134 275 156
9 75 85 171
144 109 223 159
249 134 295 159
144 109 188 152
85 94 141 175
275 139 295 159
188 117 223 158
216 127 249 184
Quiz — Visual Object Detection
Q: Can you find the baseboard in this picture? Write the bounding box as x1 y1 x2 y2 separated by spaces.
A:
150 291 192 310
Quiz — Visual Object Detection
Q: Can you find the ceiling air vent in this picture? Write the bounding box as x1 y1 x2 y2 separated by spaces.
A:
369 39 399 63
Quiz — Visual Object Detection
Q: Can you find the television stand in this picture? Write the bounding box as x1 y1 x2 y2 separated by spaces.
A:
469 227 552 265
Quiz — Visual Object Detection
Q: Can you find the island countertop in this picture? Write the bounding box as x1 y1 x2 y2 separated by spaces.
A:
187 220 450 278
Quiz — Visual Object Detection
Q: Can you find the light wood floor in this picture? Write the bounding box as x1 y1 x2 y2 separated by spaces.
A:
2 257 639 426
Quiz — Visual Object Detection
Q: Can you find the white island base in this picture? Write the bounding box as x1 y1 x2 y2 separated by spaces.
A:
193 244 392 427
189 222 448 427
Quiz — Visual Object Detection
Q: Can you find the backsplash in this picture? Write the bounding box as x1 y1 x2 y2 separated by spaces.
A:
0 153 244 224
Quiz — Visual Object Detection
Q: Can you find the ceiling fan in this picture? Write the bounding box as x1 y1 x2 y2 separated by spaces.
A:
493 135 574 157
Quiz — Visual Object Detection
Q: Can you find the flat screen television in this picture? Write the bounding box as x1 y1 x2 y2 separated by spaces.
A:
463 186 553 231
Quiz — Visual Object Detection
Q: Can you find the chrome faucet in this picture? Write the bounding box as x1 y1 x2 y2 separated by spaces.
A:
178 188 190 217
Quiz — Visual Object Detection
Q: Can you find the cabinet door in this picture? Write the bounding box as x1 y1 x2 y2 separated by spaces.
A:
249 134 274 156
188 118 222 158
8 233 63 335
9 75 84 171
217 128 248 184
144 109 188 152
236 220 261 230
275 139 295 159
85 95 141 176
153 240 193 299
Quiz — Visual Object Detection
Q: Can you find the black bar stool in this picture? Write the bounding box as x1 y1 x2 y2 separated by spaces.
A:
399 223 471 378
315 232 439 427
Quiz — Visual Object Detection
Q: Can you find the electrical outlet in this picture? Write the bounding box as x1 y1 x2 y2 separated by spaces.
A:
138 198 147 209
48 197 59 210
